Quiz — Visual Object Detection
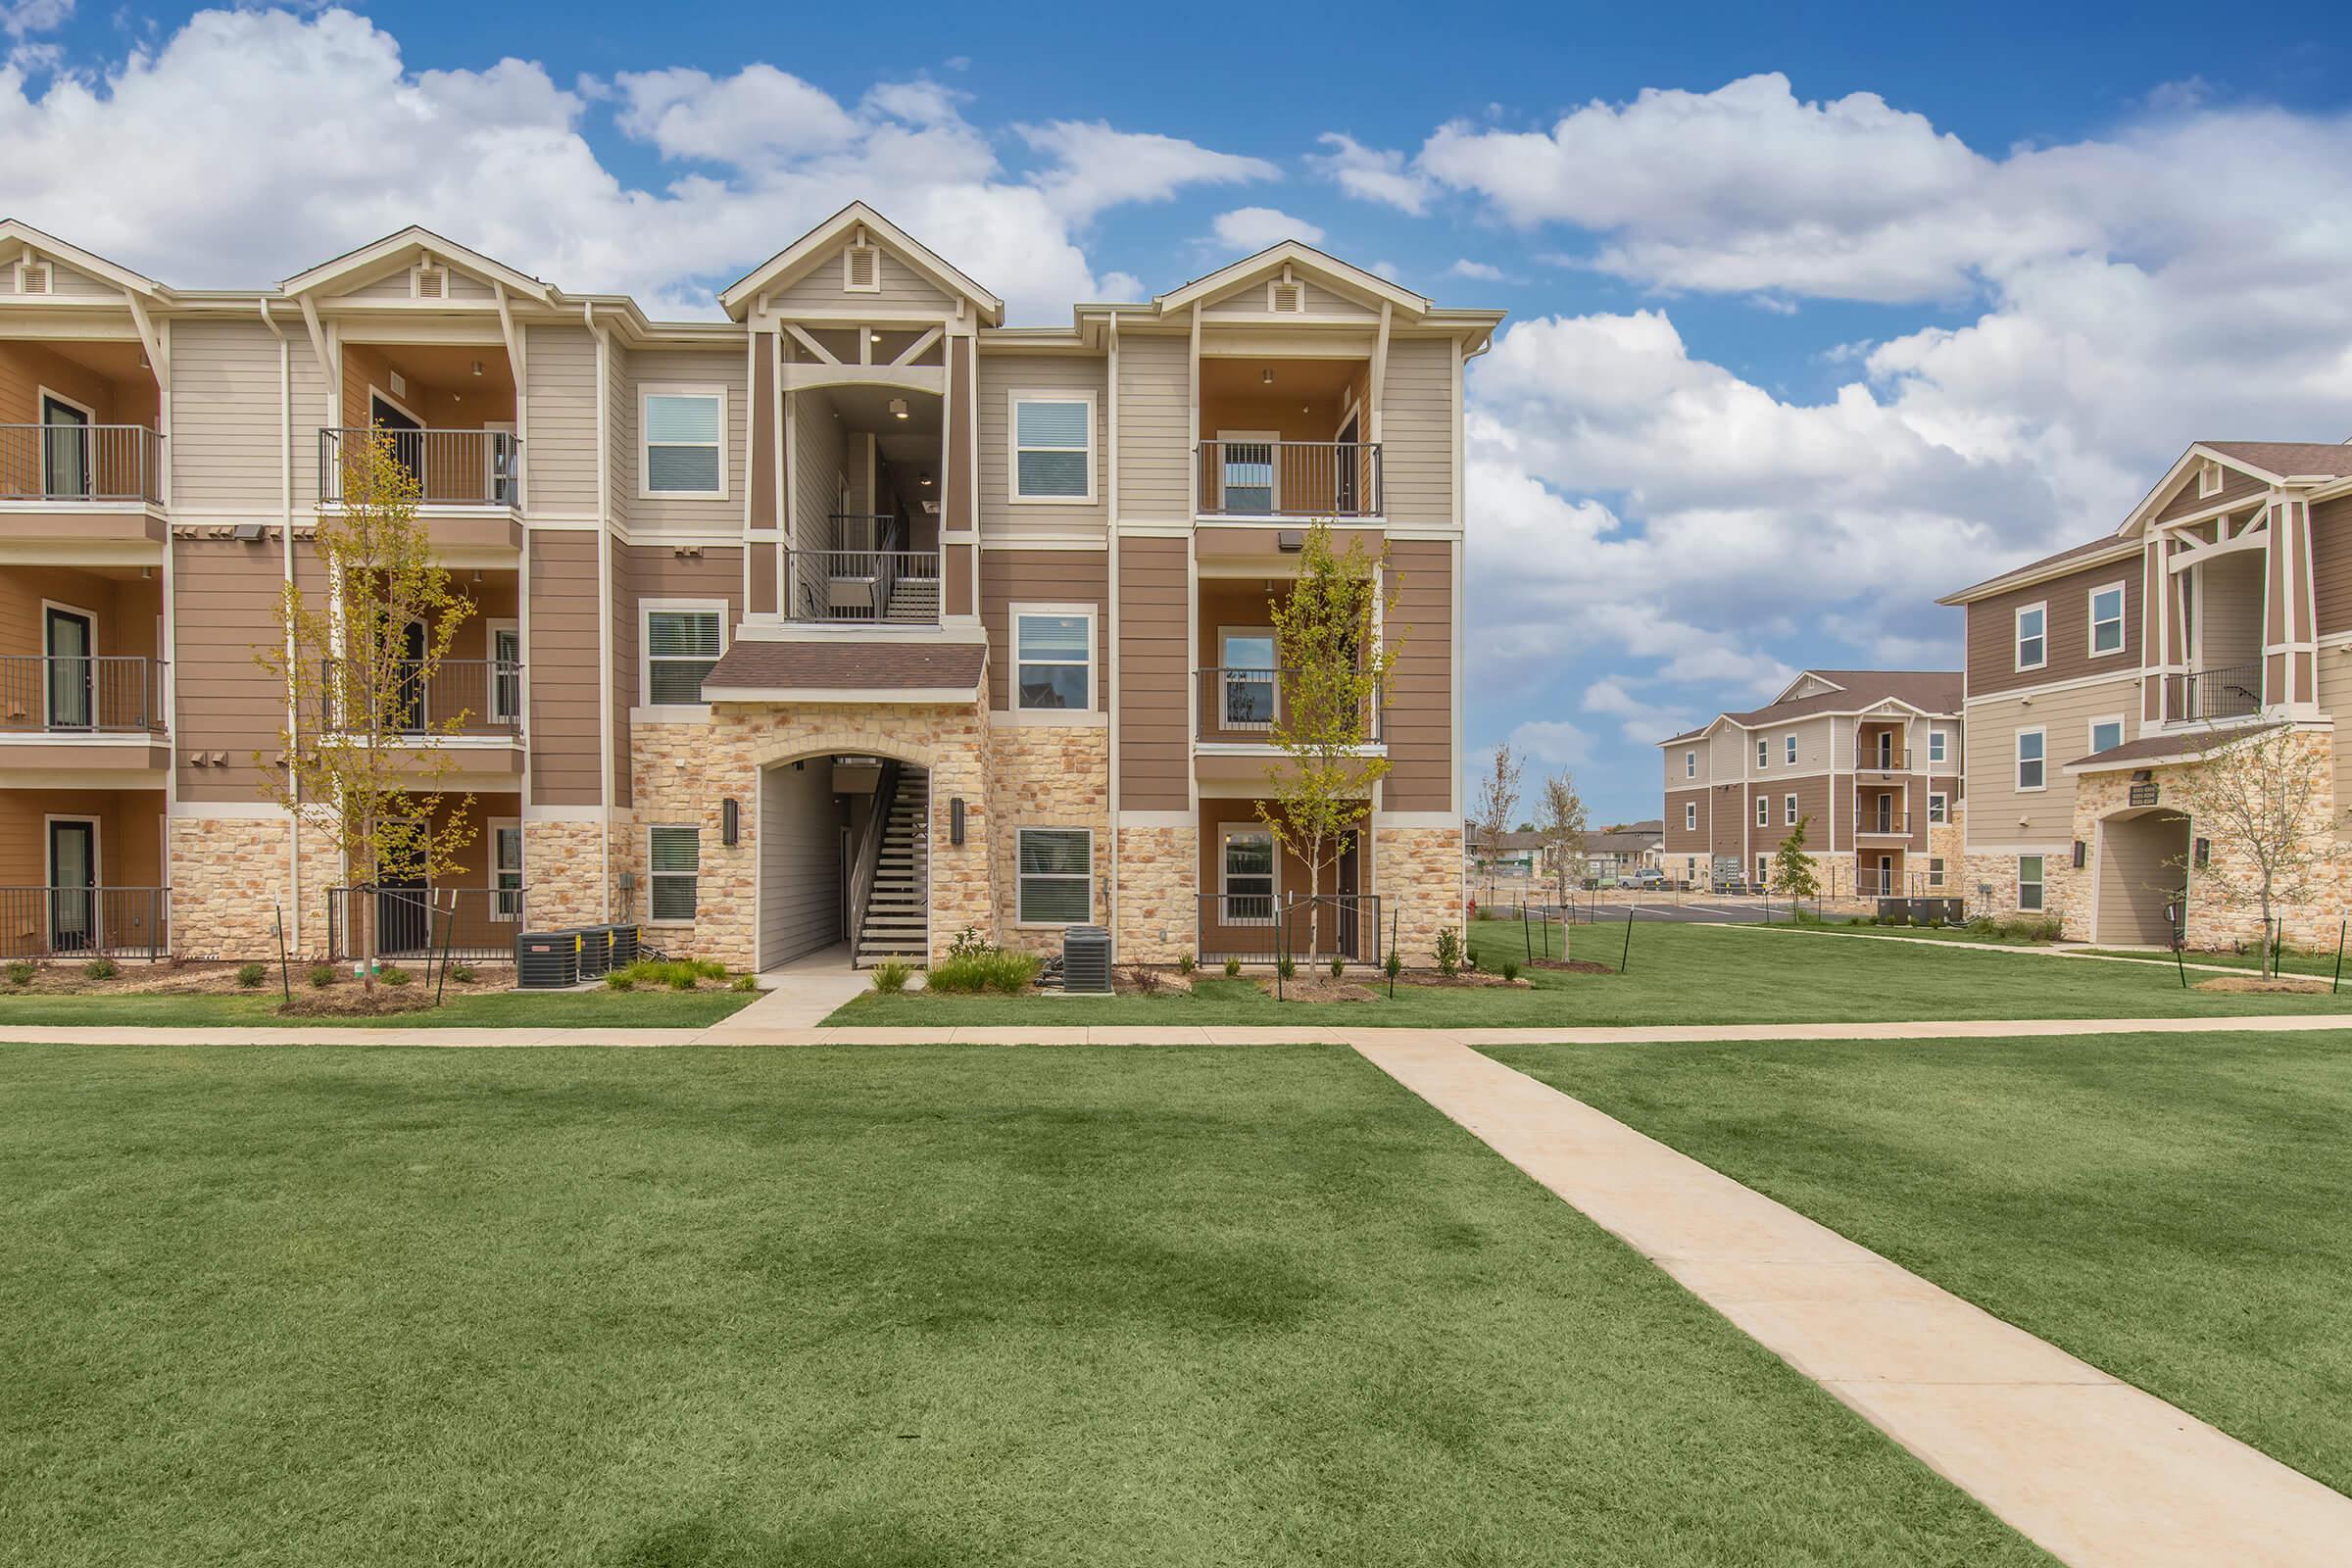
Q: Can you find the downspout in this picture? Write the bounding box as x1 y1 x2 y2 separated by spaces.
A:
261 298 299 950
585 301 615 920
1105 313 1120 956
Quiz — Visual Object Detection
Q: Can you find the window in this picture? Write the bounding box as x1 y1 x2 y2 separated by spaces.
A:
1927 857 1946 890
1756 737 1769 768
2017 855 2045 912
641 386 725 498
642 605 723 706
648 826 700 923
1685 750 1696 779
488 621 520 724
1785 794 1798 826
2015 603 2046 670
1013 609 1093 710
1786 734 1798 764
1929 729 1948 765
1684 803 1697 832
2088 582 2126 656
1219 824 1276 924
1756 856 1771 887
1018 828 1093 924
843 244 879 293
491 822 523 920
1217 628 1275 729
1928 792 1948 824
2089 716 2124 757
2016 727 2045 791
1756 795 1770 827
1010 393 1095 502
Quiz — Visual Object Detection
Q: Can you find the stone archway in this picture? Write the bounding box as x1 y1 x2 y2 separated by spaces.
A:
2094 808 2190 946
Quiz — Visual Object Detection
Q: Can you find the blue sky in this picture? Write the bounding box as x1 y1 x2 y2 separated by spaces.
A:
5 1 2351 821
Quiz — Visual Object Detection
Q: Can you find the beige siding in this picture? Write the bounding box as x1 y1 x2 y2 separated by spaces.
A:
1114 332 1188 519
172 537 293 801
1116 535 1188 811
168 318 285 514
1203 279 1379 320
758 755 845 966
786 387 844 552
771 245 955 315
980 548 1109 710
1384 539 1451 810
1963 679 2138 845
2309 495 2352 636
617 345 747 532
2317 648 2352 839
1381 335 1453 525
2152 461 2265 525
524 324 599 514
527 530 601 807
977 352 1107 539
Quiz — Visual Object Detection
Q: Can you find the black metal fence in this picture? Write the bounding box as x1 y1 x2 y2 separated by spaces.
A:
320 426 520 508
0 885 170 958
1195 666 1383 743
323 886 525 963
1197 893 1384 965
0 655 168 733
1196 440 1383 517
316 658 520 737
2167 662 2263 722
0 422 164 504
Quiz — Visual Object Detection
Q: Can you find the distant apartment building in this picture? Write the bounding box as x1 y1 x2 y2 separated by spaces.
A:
0 206 1495 968
1659 671 1966 895
1584 820 1664 881
1940 441 2352 947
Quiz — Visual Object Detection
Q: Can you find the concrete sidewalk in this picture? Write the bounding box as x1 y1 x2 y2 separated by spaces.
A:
1353 1034 2352 1568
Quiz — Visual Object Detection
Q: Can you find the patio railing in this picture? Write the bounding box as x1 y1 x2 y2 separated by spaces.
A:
0 655 168 733
1195 666 1383 743
0 885 170 959
0 423 164 504
324 885 526 963
1196 440 1382 517
1196 892 1384 965
320 427 520 509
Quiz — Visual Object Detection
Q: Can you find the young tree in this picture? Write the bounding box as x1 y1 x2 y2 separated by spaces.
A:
1538 772 1588 913
1472 741 1523 907
1772 813 1820 901
2167 724 2333 977
1259 520 1400 963
255 430 479 993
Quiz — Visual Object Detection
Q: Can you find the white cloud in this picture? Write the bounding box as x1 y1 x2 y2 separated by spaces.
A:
1447 258 1505 281
1018 120 1276 223
1208 205 1321 253
614 65 859 162
1 0 71 40
1509 718 1591 766
1308 132 1434 214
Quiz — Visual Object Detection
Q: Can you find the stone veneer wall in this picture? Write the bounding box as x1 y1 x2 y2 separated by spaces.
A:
1961 851 2084 927
987 723 1110 955
1376 824 1464 964
524 819 609 934
168 815 294 958
1113 824 1197 962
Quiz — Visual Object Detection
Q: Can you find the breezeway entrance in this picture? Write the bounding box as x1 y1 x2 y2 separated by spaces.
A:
2094 808 2190 946
756 754 929 970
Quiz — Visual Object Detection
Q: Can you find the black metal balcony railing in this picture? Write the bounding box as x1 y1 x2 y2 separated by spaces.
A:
2168 662 2263 723
320 427 519 509
785 548 942 624
0 655 168 733
1196 666 1384 743
1854 807 1910 834
0 423 164 504
0 886 170 959
1856 746 1909 770
325 885 526 963
1196 440 1383 518
1196 893 1384 965
316 658 521 737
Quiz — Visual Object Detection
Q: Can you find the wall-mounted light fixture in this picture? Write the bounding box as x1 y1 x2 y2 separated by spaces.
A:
721 798 740 847
1260 368 1274 384
470 359 485 377
950 797 966 846
888 397 909 420
2072 840 2086 869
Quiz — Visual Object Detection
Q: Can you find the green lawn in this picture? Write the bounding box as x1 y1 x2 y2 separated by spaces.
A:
0 1044 2043 1565
822 919 2352 1027
2075 945 2348 979
1488 1032 2352 1497
0 984 755 1029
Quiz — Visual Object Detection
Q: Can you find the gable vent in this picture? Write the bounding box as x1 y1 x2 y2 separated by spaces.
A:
17 261 51 296
844 246 879 292
413 264 447 300
1268 279 1303 314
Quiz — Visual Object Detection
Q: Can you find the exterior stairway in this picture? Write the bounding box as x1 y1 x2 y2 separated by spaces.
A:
854 771 929 966
883 571 940 623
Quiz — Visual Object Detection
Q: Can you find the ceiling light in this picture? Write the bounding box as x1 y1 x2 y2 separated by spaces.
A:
888 397 908 420
919 471 933 487
1260 368 1275 384
470 359 484 376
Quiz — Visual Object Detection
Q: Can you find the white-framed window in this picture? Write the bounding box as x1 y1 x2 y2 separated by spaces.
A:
1684 802 1697 832
1928 792 1948 824
2199 460 2221 498
641 603 725 706
640 384 726 499
2088 715 2124 757
1756 737 1769 768
1756 855 1771 887
2015 602 2046 671
1011 606 1094 711
842 243 880 293
648 826 700 923
1785 793 1798 826
491 819 523 920
1008 391 1096 503
2088 581 2126 657
1218 822 1277 925
1017 827 1094 925
1929 728 1948 766
2017 855 2045 912
1927 856 1946 890
1685 750 1696 779
1785 734 1798 764
2016 727 2045 791
487 619 520 724
1755 795 1770 827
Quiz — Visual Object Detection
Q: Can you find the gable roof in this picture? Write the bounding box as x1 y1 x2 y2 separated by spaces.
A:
2197 441 2352 482
717 202 1004 324
1154 239 1431 317
281 225 553 303
0 219 165 298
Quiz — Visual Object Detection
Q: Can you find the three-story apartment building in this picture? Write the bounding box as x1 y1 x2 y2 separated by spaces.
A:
1659 669 1966 896
1941 441 2352 947
0 207 1494 968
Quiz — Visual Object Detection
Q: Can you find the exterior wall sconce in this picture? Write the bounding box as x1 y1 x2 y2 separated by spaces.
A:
2072 840 2086 869
950 797 966 846
2194 837 2211 869
721 798 740 847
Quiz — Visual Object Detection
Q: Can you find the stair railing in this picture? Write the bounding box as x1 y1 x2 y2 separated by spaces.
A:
847 758 903 952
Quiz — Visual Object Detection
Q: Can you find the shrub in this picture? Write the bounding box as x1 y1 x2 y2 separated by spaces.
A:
6 960 34 987
1434 927 1463 977
1276 955 1296 980
928 949 1041 995
307 962 338 989
1501 957 1522 982
870 959 914 994
1126 965 1163 996
84 957 119 982
449 964 477 985
669 968 697 991
378 965 412 987
1223 956 1242 979
694 957 730 981
946 925 992 960
1175 952 1197 976
235 962 268 990
1329 956 1346 980
1384 951 1402 983
606 972 635 992
730 975 758 993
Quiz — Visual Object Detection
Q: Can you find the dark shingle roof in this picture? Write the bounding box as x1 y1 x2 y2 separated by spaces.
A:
2200 441 2352 479
2066 723 2282 772
701 639 986 694
1940 534 2138 603
1721 670 1963 727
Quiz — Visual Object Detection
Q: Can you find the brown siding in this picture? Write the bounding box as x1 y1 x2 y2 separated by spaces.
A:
0 787 167 889
979 548 1108 710
2151 462 2265 526
1383 538 1451 810
527 530 601 807
172 536 290 801
1965 558 2139 698
1117 535 1188 811
0 340 159 431
611 543 745 804
946 338 974 537
1749 774 1831 857
1709 785 1742 859
2312 495 2352 637
1663 786 1707 852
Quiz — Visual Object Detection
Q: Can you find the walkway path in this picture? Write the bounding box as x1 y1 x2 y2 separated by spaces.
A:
1352 1034 2352 1568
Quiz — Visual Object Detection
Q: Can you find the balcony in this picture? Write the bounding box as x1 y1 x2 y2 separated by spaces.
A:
1853 807 1910 836
0 423 167 549
0 655 167 735
1196 666 1384 745
316 658 522 742
0 885 170 959
784 515 940 625
1854 746 1908 771
321 427 519 510
1196 440 1382 519
2166 662 2262 724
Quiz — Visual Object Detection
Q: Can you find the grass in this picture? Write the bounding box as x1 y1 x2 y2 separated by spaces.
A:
0 1045 2047 1565
1487 1031 2352 1497
822 918 2352 1027
2075 945 2347 979
0 984 756 1028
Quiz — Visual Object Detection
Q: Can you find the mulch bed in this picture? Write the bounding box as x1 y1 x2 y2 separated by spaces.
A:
1 957 504 1004
1259 977 1380 1003
1411 971 1533 989
1117 968 1197 997
2194 975 2332 995
274 988 448 1017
